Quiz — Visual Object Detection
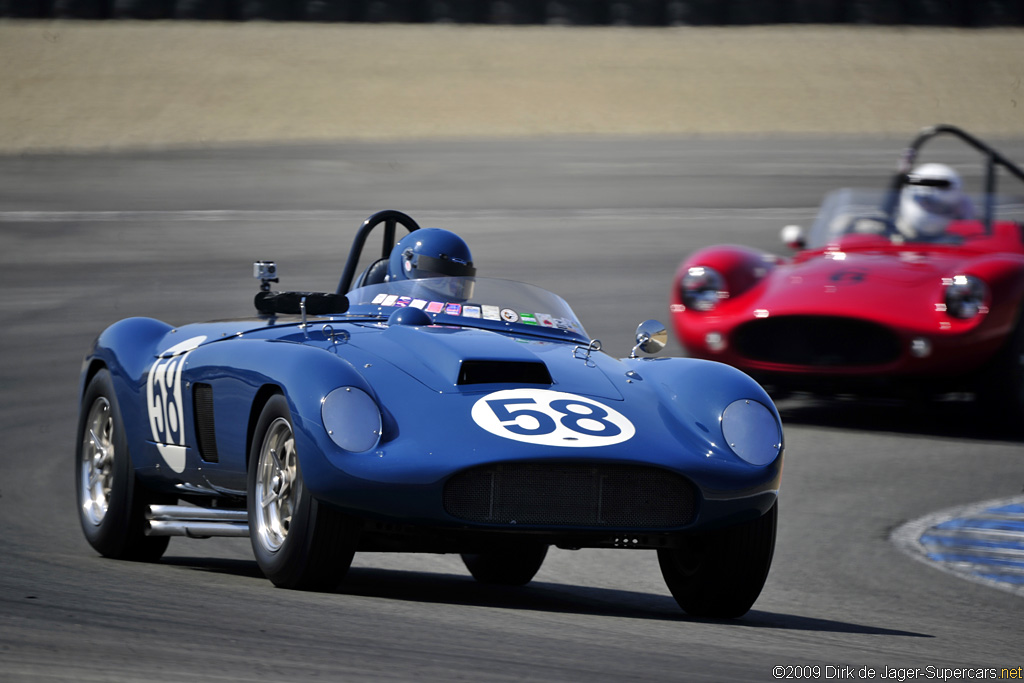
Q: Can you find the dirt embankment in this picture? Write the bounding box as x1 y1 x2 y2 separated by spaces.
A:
1 21 1022 152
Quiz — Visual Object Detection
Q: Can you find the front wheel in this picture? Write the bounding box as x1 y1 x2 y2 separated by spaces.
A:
461 543 548 586
976 313 1024 434
76 368 171 562
248 394 359 590
658 502 777 618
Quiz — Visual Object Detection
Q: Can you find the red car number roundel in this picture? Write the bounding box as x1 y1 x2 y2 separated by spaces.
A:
471 389 635 447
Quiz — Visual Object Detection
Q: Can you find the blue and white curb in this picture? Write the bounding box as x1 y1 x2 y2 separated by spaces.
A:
892 496 1024 597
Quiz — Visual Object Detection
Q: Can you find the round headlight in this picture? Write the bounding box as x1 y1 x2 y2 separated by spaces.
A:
721 399 782 466
680 266 728 312
321 387 382 453
944 275 988 320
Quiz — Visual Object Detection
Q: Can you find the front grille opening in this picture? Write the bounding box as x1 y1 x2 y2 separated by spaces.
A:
443 463 697 529
734 316 901 367
458 360 552 385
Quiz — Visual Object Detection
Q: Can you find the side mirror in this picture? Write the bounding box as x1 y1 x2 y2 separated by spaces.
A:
780 225 806 250
630 320 667 358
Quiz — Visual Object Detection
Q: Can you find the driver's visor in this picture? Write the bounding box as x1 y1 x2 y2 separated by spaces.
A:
907 176 952 189
413 254 476 278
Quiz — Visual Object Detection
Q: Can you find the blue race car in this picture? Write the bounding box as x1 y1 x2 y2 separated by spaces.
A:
76 210 783 618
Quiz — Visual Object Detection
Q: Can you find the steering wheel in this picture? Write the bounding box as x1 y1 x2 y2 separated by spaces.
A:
336 210 421 294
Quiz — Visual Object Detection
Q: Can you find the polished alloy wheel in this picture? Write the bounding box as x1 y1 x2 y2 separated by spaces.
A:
80 396 114 526
255 417 298 553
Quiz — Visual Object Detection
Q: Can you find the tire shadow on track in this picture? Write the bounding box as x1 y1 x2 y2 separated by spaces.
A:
157 558 929 634
774 394 1023 443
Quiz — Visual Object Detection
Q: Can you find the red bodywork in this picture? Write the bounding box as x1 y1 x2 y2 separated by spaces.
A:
671 220 1024 394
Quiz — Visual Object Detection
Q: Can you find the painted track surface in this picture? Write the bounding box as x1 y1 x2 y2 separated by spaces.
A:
2 136 1023 681
894 496 1024 597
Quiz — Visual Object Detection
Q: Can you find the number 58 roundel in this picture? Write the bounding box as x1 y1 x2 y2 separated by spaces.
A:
471 388 635 448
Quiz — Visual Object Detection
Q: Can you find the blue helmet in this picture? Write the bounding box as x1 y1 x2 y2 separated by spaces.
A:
387 228 475 282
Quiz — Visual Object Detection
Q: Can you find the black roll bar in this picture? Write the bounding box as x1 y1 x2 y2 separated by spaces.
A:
336 210 421 294
884 124 1024 234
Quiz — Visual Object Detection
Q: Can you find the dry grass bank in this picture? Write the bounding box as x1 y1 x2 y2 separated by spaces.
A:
2 21 1022 151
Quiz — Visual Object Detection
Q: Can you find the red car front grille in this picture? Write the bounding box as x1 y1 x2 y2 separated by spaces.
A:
733 316 902 367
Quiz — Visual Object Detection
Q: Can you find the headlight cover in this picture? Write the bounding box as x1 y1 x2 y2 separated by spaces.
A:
944 275 988 319
721 399 782 466
321 387 382 453
680 266 728 312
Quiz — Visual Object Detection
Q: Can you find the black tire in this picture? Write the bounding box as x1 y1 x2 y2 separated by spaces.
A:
76 369 171 562
658 502 777 618
461 543 548 586
976 312 1024 434
247 394 359 590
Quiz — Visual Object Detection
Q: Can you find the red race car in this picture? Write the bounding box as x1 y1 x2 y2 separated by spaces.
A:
670 125 1024 423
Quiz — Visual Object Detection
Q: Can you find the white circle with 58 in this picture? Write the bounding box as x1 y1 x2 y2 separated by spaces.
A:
471 388 635 448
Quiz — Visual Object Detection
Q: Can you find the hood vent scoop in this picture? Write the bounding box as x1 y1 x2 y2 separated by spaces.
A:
458 360 552 386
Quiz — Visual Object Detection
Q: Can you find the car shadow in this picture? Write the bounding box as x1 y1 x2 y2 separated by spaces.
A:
341 567 930 636
774 393 1022 442
160 556 929 636
161 555 266 579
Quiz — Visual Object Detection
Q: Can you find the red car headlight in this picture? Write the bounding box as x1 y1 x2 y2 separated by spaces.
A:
680 266 728 312
943 275 988 320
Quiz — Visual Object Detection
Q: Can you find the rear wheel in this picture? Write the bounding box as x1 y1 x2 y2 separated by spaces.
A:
658 502 777 618
461 543 548 586
248 394 359 590
76 369 171 562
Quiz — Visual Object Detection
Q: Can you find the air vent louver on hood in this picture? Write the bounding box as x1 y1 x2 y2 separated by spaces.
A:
457 360 552 386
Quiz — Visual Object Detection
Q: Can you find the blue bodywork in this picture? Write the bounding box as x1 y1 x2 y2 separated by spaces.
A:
82 231 783 551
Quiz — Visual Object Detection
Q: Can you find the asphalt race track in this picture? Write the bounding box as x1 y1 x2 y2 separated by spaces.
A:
2 136 1023 681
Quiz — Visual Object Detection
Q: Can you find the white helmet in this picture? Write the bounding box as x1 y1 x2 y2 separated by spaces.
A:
896 163 973 239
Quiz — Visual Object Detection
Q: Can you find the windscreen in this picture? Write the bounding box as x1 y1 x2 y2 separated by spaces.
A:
345 277 590 343
807 188 1024 249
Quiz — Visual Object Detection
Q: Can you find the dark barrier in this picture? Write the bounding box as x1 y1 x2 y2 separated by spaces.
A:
28 0 110 17
2 0 1022 25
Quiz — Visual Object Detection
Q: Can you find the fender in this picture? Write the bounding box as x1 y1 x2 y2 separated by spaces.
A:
622 355 783 505
674 244 780 305
82 317 176 472
960 253 1024 333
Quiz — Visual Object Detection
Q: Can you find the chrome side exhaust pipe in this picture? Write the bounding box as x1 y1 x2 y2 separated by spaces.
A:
146 504 249 538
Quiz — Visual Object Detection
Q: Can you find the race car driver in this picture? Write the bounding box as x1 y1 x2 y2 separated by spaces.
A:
386 228 476 281
895 163 975 240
